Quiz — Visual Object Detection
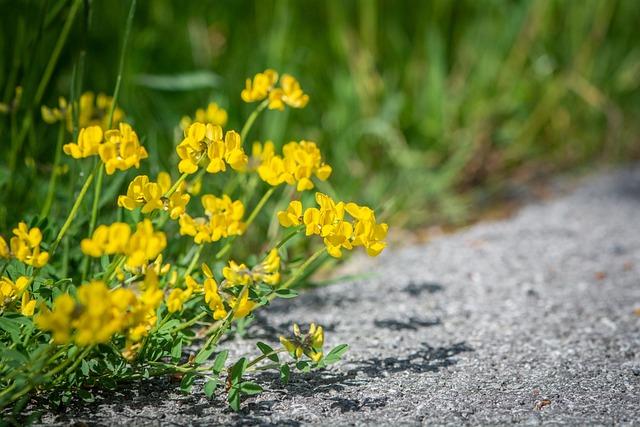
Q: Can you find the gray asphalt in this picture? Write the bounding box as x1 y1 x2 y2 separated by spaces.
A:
39 167 640 425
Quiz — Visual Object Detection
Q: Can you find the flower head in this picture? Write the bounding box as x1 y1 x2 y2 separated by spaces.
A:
178 194 245 244
118 173 190 219
278 193 388 258
8 222 49 267
99 123 148 175
256 140 331 191
268 74 309 110
241 69 279 103
42 91 124 132
279 323 324 362
81 220 166 270
63 125 103 159
176 123 248 174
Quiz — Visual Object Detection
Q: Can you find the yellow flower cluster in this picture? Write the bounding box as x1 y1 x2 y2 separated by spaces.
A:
241 69 309 110
36 277 163 346
176 122 248 175
0 222 49 268
278 193 388 258
0 276 35 316
165 249 280 320
180 102 228 130
178 194 245 244
254 140 332 191
63 123 148 175
80 219 166 269
222 248 281 287
280 323 324 362
117 173 190 219
41 91 125 132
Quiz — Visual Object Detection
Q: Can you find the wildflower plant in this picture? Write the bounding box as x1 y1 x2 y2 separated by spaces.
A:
0 4 387 413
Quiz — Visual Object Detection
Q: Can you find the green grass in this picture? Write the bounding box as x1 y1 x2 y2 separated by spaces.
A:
1 0 639 233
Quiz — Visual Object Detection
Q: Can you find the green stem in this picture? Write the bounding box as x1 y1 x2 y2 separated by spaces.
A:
40 121 65 218
246 349 285 370
167 311 208 334
34 0 83 105
50 161 99 254
106 0 136 128
165 172 189 198
240 99 269 143
276 225 304 249
105 255 125 282
280 247 327 290
183 244 204 279
82 163 104 280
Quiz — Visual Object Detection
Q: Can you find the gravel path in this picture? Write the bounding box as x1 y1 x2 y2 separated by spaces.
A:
40 167 640 425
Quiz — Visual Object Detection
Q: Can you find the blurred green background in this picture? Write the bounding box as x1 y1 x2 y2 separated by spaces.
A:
1 0 640 233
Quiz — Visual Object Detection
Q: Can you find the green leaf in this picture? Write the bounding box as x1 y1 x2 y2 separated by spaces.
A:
80 359 90 376
229 357 247 383
180 372 195 393
274 288 298 299
295 361 310 372
204 379 219 398
158 319 181 333
212 350 228 374
0 317 21 338
171 339 182 362
240 381 263 396
279 364 290 385
134 71 221 91
195 345 216 364
228 385 241 411
256 342 279 362
77 389 94 403
324 344 349 364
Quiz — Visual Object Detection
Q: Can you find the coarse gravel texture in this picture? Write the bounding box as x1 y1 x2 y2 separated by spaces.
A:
37 167 640 425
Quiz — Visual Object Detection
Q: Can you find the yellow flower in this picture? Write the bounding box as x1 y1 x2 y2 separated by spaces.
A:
222 260 252 288
256 140 331 191
125 220 167 269
42 92 125 131
231 288 256 319
63 125 103 159
278 193 388 258
0 236 10 258
277 200 303 227
201 264 228 320
268 74 309 110
166 288 186 313
118 174 190 219
35 293 75 344
279 323 324 362
346 203 389 256
203 194 246 240
99 123 148 175
37 279 162 346
9 222 49 267
20 292 36 316
177 122 209 174
41 97 67 124
81 220 166 270
81 222 131 257
0 276 30 312
251 249 281 286
180 102 228 130
241 69 279 103
178 214 211 244
177 123 247 174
